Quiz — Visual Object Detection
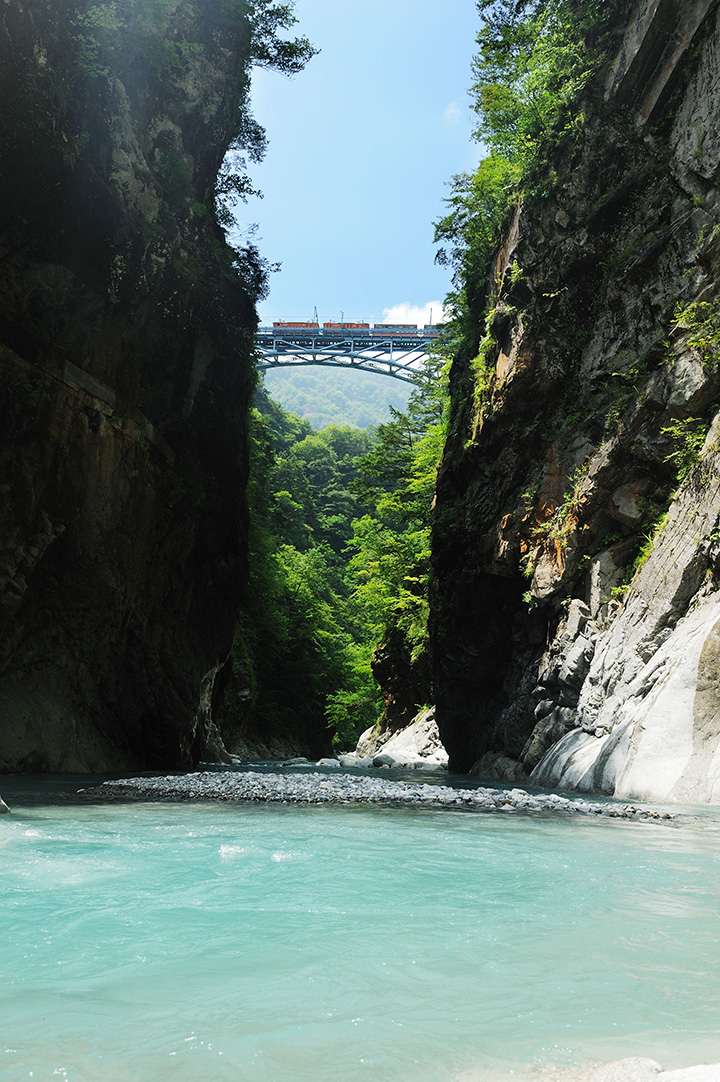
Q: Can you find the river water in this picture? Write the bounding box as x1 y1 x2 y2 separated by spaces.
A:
2 772 720 1082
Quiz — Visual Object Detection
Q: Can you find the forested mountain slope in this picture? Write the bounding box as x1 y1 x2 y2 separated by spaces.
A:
262 367 412 430
432 0 720 801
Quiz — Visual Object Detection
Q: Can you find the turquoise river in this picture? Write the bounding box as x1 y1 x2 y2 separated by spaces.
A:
2 770 720 1082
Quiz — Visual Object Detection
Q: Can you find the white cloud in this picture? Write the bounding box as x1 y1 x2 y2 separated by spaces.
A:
380 301 448 327
443 100 462 126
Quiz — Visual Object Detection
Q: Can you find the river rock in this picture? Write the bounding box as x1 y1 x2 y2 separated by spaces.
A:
355 726 380 760
660 1068 720 1081
470 751 527 781
90 769 668 821
0 795 9 814
372 753 397 767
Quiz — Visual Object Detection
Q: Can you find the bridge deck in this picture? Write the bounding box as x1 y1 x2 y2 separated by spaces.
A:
255 327 440 383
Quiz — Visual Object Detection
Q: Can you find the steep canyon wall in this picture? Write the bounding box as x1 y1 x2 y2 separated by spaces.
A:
433 0 720 802
0 0 256 771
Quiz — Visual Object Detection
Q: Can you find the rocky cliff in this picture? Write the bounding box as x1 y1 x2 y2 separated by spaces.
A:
0 0 258 771
432 0 720 802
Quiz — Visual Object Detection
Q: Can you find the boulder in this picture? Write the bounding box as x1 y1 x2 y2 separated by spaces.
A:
358 706 449 770
355 725 381 760
372 753 397 767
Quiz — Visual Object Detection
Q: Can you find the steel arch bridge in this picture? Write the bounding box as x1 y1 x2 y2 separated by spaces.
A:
255 325 440 383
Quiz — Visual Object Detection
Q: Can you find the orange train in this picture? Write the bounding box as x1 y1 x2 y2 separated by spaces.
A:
270 321 434 333
270 321 370 330
322 322 370 329
272 321 319 328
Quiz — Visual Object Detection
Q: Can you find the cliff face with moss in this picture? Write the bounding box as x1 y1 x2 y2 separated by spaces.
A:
432 0 720 802
0 0 257 771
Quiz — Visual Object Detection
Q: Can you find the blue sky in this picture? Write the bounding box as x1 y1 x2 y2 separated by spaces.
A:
231 0 481 328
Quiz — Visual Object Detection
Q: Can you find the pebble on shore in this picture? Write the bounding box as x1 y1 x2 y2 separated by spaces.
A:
91 769 670 821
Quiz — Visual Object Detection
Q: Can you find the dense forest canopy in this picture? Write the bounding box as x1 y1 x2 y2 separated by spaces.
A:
262 367 412 430
227 347 449 753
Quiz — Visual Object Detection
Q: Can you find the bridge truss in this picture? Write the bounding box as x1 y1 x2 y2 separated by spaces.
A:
255 328 439 383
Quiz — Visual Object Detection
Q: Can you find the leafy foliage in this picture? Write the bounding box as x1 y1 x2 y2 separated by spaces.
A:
434 155 520 339
231 354 449 751
435 0 628 338
212 1 317 245
662 418 710 482
471 0 595 172
230 389 381 750
247 0 316 74
673 300 720 369
348 352 449 673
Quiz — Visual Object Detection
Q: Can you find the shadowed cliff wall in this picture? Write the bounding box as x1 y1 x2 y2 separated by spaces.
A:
0 0 257 770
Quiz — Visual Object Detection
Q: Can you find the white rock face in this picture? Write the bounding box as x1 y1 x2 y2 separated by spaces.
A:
355 707 449 769
532 447 720 803
355 726 379 760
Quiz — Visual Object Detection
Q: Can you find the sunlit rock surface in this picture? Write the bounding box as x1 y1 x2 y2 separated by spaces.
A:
533 474 720 801
356 706 449 769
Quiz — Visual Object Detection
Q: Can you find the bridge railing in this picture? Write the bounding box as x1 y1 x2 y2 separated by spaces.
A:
254 325 442 383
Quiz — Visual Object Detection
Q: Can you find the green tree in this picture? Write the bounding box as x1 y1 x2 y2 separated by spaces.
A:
471 0 595 171
436 0 629 337
228 393 380 752
230 363 449 752
347 353 450 719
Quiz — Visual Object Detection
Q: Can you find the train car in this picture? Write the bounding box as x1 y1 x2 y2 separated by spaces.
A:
322 322 370 331
372 324 419 333
272 321 319 329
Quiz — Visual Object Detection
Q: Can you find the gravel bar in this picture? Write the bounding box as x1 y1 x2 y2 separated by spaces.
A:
92 770 671 819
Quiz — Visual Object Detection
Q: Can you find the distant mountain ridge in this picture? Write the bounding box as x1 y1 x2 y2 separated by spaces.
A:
263 367 412 429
